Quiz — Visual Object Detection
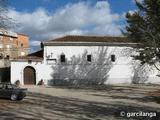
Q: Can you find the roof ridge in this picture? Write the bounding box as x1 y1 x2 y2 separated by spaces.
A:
65 35 125 38
44 35 128 43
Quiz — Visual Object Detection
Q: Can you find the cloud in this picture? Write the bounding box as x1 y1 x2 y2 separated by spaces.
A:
132 0 143 4
8 8 51 36
8 1 122 49
30 40 41 46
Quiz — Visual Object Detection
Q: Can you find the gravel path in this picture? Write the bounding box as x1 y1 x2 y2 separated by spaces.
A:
0 85 160 120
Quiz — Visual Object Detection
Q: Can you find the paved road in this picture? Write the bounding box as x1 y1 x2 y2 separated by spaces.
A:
0 85 160 120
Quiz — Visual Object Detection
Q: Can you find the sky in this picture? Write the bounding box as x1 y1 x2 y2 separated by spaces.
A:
7 0 142 52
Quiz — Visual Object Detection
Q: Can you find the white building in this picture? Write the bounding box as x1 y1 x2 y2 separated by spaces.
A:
11 36 160 85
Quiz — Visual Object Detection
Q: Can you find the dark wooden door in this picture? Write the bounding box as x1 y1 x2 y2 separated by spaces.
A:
24 66 36 85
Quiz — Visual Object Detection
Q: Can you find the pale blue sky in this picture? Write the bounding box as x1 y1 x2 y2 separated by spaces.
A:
7 0 139 52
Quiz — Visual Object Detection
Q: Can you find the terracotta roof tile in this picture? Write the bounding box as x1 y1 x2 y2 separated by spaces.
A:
47 35 129 43
28 50 43 58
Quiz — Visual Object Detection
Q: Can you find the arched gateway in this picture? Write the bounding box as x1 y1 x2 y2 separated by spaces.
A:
23 66 36 85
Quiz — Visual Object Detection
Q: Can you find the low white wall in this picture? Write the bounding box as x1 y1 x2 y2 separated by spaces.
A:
11 61 53 85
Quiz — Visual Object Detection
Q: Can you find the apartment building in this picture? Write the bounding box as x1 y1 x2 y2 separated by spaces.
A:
0 29 29 59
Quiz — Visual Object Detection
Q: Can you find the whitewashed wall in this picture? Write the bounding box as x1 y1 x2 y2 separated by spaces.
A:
11 45 160 85
44 46 131 63
11 61 53 85
44 46 134 84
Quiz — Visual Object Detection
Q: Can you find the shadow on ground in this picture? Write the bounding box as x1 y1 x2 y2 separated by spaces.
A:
0 86 160 120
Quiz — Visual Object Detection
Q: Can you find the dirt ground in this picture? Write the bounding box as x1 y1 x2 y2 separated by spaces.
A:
0 84 160 120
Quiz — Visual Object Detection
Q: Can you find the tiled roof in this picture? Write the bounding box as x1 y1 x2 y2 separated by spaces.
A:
12 50 43 61
28 50 43 58
46 35 129 43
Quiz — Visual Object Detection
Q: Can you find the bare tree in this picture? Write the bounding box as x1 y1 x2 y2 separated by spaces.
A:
132 63 151 84
121 48 154 84
0 0 13 29
50 47 113 87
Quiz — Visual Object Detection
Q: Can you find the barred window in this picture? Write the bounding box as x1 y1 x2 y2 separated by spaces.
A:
87 55 92 62
111 54 116 62
60 54 65 63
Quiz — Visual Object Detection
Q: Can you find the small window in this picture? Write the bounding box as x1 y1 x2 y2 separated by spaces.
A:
6 55 10 59
60 54 65 63
10 38 13 41
0 44 3 48
0 53 3 59
21 52 25 56
28 60 32 64
6 45 11 49
111 54 116 62
87 55 92 62
21 43 23 47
